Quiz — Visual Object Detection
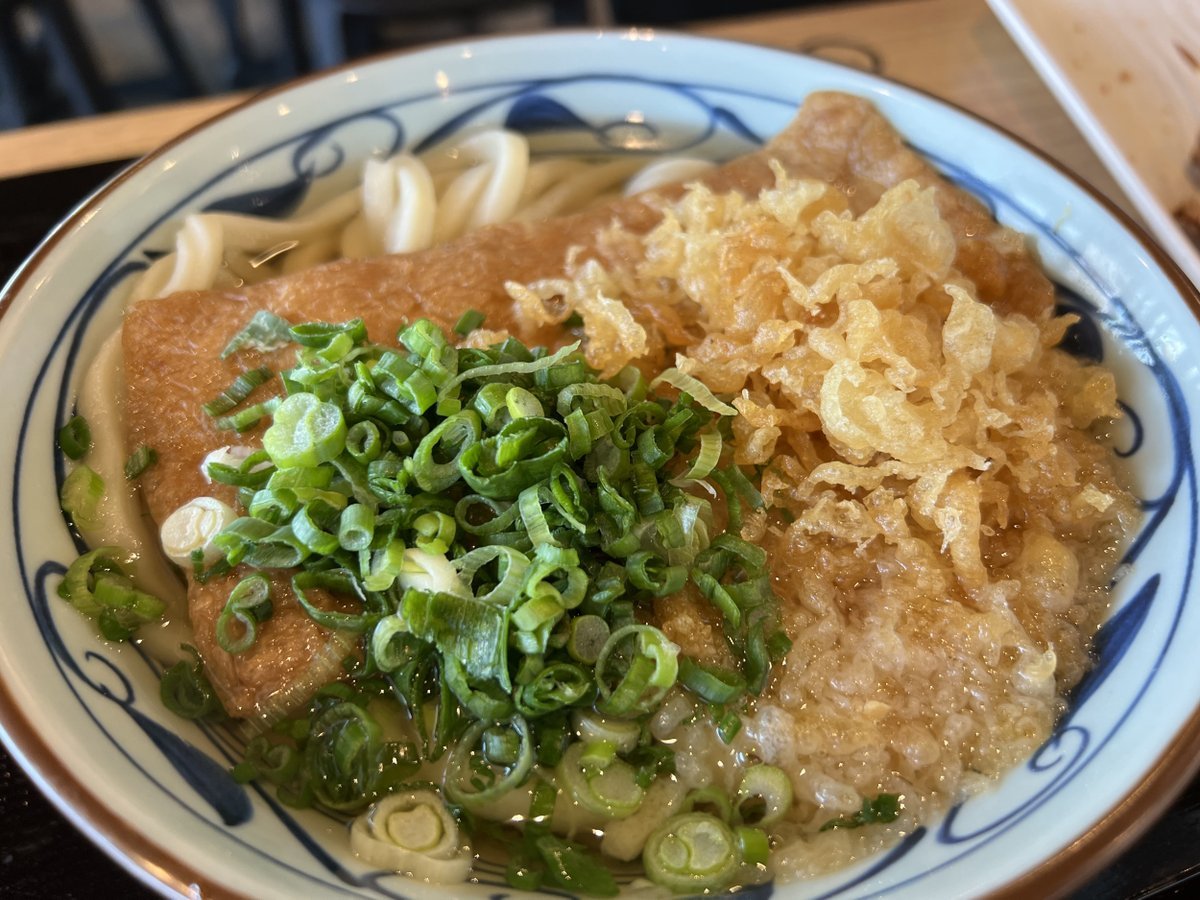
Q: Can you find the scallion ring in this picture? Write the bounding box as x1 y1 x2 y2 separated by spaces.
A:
60 464 105 531
123 444 158 480
350 789 471 883
642 812 740 892
735 764 793 827
555 741 645 820
262 392 347 469
57 415 92 460
412 410 482 492
215 573 273 654
594 624 680 718
736 826 770 867
443 716 534 810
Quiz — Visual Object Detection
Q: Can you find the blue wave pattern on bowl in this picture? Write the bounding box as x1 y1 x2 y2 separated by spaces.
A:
11 72 1189 898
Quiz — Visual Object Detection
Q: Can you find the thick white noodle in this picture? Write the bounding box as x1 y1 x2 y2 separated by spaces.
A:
624 158 717 195
162 215 223 295
128 187 361 303
431 164 490 245
75 331 192 663
279 233 340 275
127 129 712 303
130 215 223 302
513 158 644 222
214 187 361 247
338 214 373 260
517 158 590 206
422 130 530 228
361 155 437 254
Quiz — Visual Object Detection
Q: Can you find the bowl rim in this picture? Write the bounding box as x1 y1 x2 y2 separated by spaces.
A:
3 27 1200 900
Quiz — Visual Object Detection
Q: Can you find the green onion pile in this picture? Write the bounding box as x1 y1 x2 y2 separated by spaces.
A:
64 310 803 893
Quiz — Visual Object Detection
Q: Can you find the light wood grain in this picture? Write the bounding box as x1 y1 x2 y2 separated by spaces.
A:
0 0 1129 216
0 93 249 180
694 0 1130 210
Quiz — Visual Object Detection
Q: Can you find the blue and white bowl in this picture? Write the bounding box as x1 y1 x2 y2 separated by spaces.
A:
2 31 1199 900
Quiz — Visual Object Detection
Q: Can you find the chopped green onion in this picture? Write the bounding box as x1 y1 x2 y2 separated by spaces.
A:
263 392 347 469
737 826 770 866
60 464 105 531
506 386 544 419
299 697 419 811
442 654 515 721
454 309 486 336
572 711 641 755
399 587 510 687
515 663 591 717
714 707 743 743
159 645 225 720
566 615 609 665
537 835 618 896
685 431 723 479
203 366 274 416
221 309 293 358
451 544 529 606
123 445 158 480
679 657 746 705
518 485 554 547
649 367 738 416
682 785 734 822
819 793 903 831
610 365 648 402
349 789 470 883
625 550 686 597
556 741 644 819
483 725 522 764
438 340 582 401
412 410 481 492
458 417 569 500
337 503 375 552
735 765 793 827
290 318 366 348
291 498 342 555
361 539 407 592
157 315 792 886
57 547 165 641
579 739 617 772
531 834 618 897
205 448 272 487
444 717 534 810
345 420 383 464
215 573 273 654
234 735 300 785
511 592 563 636
292 569 374 632
57 415 92 460
413 511 455 555
214 396 281 433
643 812 740 892
595 624 679 717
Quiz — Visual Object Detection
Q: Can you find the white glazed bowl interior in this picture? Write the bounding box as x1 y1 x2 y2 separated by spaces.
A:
2 31 1200 900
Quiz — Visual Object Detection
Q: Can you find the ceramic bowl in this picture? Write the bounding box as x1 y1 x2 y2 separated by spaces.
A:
2 31 1200 900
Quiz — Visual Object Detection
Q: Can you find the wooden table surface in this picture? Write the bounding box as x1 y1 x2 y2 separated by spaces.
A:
2 1 1190 898
0 0 1129 215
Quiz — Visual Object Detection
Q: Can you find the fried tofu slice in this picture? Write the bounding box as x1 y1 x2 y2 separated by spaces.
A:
121 91 1054 718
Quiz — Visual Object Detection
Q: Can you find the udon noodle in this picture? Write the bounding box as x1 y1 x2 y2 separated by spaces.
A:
129 130 715 302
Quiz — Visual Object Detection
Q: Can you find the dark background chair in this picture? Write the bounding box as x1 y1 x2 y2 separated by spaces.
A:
1 0 117 127
0 0 819 132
